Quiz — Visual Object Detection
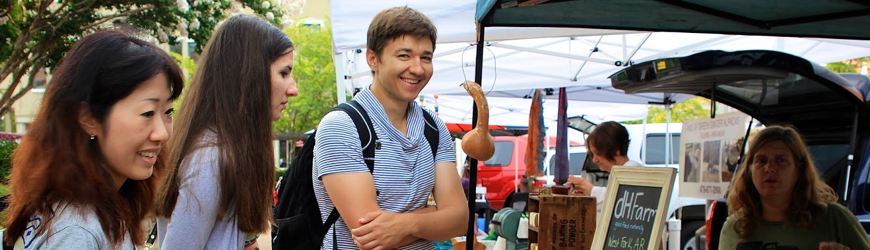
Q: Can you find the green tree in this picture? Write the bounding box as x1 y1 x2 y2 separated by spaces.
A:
0 0 282 118
169 52 197 81
272 21 337 139
0 139 17 183
826 62 858 73
626 96 711 124
168 51 196 111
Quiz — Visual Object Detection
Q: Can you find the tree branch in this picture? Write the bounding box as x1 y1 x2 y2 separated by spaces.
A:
20 0 54 39
1 0 53 79
36 0 87 30
25 1 94 48
0 66 39 117
1 0 83 95
0 50 46 113
0 68 27 116
80 5 157 32
47 1 96 32
42 0 76 31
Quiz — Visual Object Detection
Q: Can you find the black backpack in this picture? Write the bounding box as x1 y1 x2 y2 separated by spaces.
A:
272 100 439 249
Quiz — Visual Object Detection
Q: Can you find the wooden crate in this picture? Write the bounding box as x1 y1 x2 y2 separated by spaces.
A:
529 196 540 248
531 194 596 250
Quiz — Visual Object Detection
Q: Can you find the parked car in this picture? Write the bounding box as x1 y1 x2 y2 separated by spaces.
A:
539 146 588 185
474 135 582 210
611 50 870 249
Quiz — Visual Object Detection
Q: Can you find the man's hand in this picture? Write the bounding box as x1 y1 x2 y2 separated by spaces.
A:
567 175 593 195
351 210 417 250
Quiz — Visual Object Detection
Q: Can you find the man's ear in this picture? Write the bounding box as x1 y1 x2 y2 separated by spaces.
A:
366 49 379 74
78 103 101 137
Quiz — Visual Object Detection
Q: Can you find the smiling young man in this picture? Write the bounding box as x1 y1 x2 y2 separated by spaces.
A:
312 6 468 250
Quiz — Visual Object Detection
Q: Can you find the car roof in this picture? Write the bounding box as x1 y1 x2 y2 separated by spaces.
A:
610 50 870 145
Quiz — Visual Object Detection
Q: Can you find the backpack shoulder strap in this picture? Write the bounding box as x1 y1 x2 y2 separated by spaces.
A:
321 100 378 237
334 100 378 172
421 108 439 159
321 209 340 239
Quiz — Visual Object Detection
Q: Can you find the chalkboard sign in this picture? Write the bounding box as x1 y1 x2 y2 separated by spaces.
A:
592 167 676 250
603 185 662 249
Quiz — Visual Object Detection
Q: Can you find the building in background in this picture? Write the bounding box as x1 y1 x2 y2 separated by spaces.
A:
0 67 48 134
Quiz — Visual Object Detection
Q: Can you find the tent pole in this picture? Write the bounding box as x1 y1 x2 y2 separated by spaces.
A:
466 22 485 250
333 51 348 104
664 95 676 168
624 33 652 65
571 36 604 81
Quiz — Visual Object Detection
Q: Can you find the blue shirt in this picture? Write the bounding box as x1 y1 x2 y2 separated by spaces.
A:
313 88 455 249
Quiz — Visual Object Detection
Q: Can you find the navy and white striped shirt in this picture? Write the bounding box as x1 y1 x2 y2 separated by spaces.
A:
313 88 455 249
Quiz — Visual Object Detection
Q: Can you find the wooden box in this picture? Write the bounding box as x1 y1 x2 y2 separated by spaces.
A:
529 196 540 249
529 194 596 250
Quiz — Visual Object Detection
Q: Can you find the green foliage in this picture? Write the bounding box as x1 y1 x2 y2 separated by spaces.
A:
0 182 7 223
0 0 282 118
181 0 283 53
274 167 286 180
0 139 18 182
168 52 197 112
625 97 712 124
272 21 337 137
169 52 197 80
0 183 8 197
0 110 17 133
826 62 858 73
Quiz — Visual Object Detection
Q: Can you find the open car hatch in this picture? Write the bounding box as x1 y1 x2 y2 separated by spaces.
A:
610 50 870 144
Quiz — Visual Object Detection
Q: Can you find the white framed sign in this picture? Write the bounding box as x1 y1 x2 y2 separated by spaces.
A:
592 166 675 250
680 112 750 199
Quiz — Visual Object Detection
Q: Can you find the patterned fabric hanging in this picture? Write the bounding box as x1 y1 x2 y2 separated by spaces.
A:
525 89 545 178
554 87 569 185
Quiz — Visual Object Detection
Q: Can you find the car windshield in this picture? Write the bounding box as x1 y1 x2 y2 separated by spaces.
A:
716 72 842 109
644 133 681 165
484 141 514 166
547 152 587 175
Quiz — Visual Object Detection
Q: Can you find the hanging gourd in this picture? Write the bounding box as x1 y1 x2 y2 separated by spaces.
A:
461 81 495 161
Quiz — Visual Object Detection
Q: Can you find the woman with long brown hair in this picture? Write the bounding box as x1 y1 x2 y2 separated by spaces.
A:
720 125 870 249
155 15 297 249
3 30 183 248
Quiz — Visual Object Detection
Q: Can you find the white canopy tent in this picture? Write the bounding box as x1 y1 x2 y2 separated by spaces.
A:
328 1 870 245
331 0 629 50
418 94 646 127
417 94 647 143
330 0 870 107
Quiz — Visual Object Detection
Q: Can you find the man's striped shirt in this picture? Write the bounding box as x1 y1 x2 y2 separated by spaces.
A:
313 88 455 249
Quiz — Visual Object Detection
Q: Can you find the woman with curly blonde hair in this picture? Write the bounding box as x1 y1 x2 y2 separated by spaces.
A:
720 125 869 249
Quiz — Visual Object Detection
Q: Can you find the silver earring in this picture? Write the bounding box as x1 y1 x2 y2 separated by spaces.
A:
89 134 95 140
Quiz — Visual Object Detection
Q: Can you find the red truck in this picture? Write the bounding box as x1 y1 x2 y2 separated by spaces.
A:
475 135 581 210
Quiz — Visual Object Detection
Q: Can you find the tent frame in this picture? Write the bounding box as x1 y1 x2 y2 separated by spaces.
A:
466 1 870 248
